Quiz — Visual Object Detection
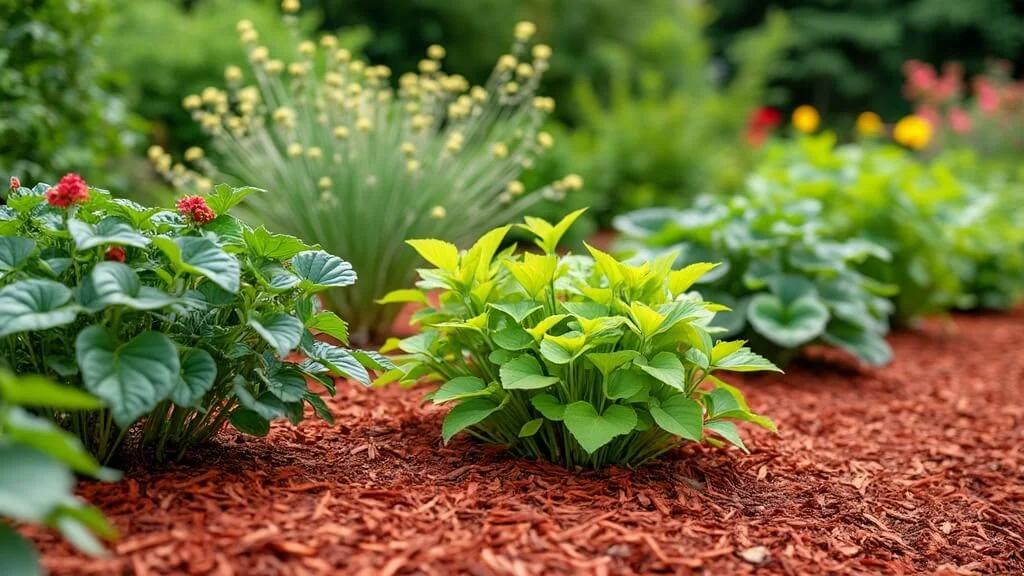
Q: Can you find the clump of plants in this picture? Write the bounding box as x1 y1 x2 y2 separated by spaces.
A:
152 7 581 343
380 210 778 470
0 175 383 463
614 191 896 367
0 371 118 572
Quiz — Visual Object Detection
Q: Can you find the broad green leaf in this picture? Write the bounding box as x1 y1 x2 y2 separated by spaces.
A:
518 208 587 253
0 444 74 523
249 312 304 357
488 301 543 324
152 236 240 293
822 320 893 366
0 523 41 576
705 420 748 453
459 225 510 282
530 394 565 420
206 183 260 214
628 302 665 338
0 237 35 271
525 314 567 341
500 355 559 390
492 325 535 351
432 376 488 403
244 226 316 260
2 409 108 477
0 372 102 410
606 369 654 400
76 327 180 427
292 251 356 289
257 264 300 291
706 388 742 418
233 377 286 421
377 289 429 305
504 253 557 298
0 279 79 338
301 341 371 385
265 365 308 403
747 294 829 348
636 352 686 392
229 408 270 436
585 350 639 377
519 418 544 438
75 262 176 311
768 274 817 306
170 348 217 407
668 262 720 296
563 402 637 454
53 504 114 556
203 214 245 248
304 392 335 425
712 347 782 373
539 332 587 365
584 243 623 286
711 340 747 364
442 397 502 443
649 395 703 441
305 311 349 344
67 217 148 250
407 239 459 272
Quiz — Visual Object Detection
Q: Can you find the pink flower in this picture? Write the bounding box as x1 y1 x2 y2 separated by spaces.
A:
974 78 999 114
175 195 216 225
9 176 20 190
45 173 89 208
903 60 937 99
948 107 973 134
915 105 942 130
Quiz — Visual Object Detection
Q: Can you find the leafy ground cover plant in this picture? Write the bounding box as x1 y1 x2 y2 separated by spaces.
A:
614 192 896 367
0 370 118 574
152 10 581 343
753 134 1024 323
379 210 778 470
0 175 382 462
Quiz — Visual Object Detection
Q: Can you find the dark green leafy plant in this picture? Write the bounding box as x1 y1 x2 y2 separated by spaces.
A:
0 176 383 463
614 193 896 367
0 371 118 575
380 210 778 470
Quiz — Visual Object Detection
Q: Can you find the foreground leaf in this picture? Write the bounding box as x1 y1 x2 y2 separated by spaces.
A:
442 398 502 443
0 279 78 338
563 402 637 454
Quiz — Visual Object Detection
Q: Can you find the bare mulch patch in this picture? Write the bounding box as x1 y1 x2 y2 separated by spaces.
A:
28 309 1024 575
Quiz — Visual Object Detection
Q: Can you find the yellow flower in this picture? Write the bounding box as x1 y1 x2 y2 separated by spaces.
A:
515 21 536 41
856 111 884 138
893 115 933 151
318 176 332 189
418 59 439 74
288 62 307 77
427 45 446 60
506 180 525 196
236 20 253 33
298 41 316 57
406 159 420 173
791 105 820 134
532 96 555 113
516 63 533 78
287 143 304 157
224 66 242 83
537 131 554 149
430 205 446 219
250 46 269 63
240 29 259 45
196 178 213 192
400 142 416 156
147 145 165 160
492 142 509 159
281 0 300 14
306 147 322 160
471 86 488 102
184 147 204 162
563 174 584 190
532 44 552 61
182 94 202 110
333 126 350 140
504 81 519 95
320 34 337 49
356 117 372 132
497 55 517 71
334 49 351 63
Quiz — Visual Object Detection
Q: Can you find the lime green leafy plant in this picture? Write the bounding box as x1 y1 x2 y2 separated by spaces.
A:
0 177 383 463
154 14 582 343
0 371 118 575
379 210 778 469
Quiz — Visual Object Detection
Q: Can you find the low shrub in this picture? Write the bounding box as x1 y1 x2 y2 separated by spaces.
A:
614 193 895 367
380 210 778 470
0 370 117 571
153 14 580 343
0 175 383 462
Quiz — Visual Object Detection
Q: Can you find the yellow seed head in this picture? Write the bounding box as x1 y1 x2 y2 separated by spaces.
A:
856 111 884 138
427 44 446 60
515 21 536 41
507 180 525 196
306 146 323 160
333 125 350 140
504 81 519 95
201 87 221 104
287 143 304 157
516 63 534 78
418 59 439 74
147 145 165 160
272 107 295 126
196 178 213 192
430 205 447 219
239 86 260 103
240 29 259 45
537 131 554 149
250 46 269 63
288 62 307 76
356 117 373 132
497 54 517 71
298 41 316 57
320 34 337 49
399 73 418 88
532 96 555 113
400 142 416 156
471 86 488 102
492 142 509 158
184 147 204 162
348 61 365 74
173 163 186 174
182 94 202 110
236 20 253 33
532 44 552 61
325 72 343 87
155 156 172 172
318 176 333 189
281 0 300 14
406 159 420 173
334 49 351 63
224 66 243 83
563 174 584 190
411 114 431 131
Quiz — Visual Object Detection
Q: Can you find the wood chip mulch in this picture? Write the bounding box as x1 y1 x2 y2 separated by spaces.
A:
27 309 1024 575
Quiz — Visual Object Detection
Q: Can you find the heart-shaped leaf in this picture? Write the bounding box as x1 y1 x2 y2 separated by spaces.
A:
432 376 488 404
68 217 149 250
244 226 316 260
75 326 180 427
264 365 308 403
530 394 565 420
705 420 748 453
0 444 74 523
153 236 240 293
170 348 217 407
822 319 893 366
636 352 686 392
0 279 79 338
500 355 559 390
292 251 356 289
563 402 637 454
442 397 502 443
75 262 176 311
649 395 703 441
248 312 304 357
229 408 270 436
747 294 829 348
233 377 286 421
488 301 543 324
2 409 107 477
300 341 371 385
0 237 35 271
304 311 349 344
586 351 639 377
203 214 245 249
605 369 654 400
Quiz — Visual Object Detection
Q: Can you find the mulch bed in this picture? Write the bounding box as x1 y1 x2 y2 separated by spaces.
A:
27 309 1024 575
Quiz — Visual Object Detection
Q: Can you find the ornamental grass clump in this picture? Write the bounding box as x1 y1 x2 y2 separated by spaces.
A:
0 176 384 463
154 9 580 343
380 210 778 470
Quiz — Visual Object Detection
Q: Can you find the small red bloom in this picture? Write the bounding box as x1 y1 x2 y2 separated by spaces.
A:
9 176 20 190
750 107 783 130
45 173 89 208
105 246 127 263
175 195 216 225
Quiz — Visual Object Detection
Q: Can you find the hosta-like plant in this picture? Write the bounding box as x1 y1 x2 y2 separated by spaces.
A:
0 176 383 462
614 193 896 367
152 13 581 343
380 210 778 470
0 371 117 573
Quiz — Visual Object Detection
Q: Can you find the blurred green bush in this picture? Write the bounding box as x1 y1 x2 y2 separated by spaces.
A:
0 0 136 184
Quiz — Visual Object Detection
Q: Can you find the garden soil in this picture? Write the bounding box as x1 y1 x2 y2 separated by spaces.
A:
28 309 1024 575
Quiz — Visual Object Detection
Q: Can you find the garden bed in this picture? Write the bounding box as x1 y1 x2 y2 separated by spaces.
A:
29 309 1024 575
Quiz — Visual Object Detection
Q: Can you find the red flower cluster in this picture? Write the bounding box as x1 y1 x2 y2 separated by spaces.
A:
746 107 782 147
105 246 127 263
45 173 89 208
9 176 20 190
175 195 216 225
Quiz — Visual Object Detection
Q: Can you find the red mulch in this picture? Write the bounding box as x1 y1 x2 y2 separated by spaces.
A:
27 309 1024 575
